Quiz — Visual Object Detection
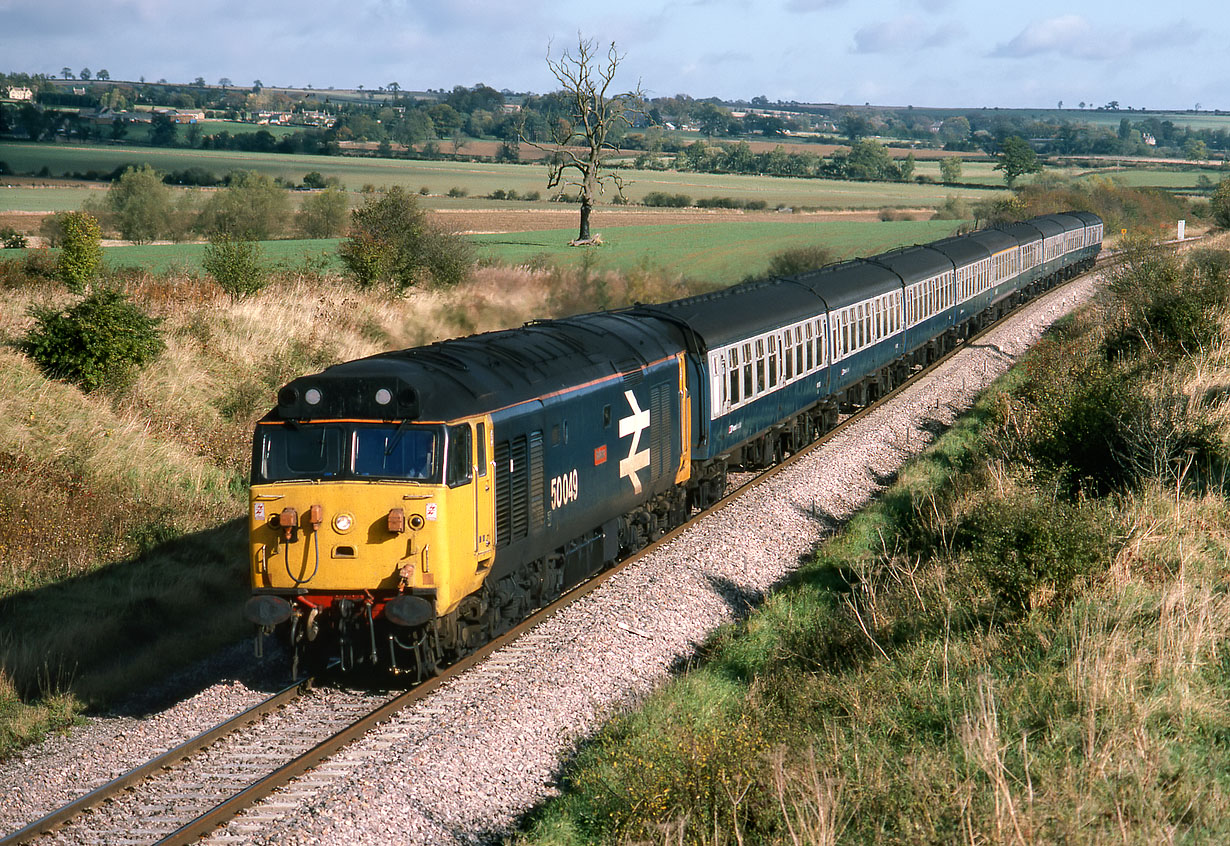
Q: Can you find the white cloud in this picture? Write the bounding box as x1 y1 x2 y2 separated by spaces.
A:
852 16 961 54
993 14 1093 58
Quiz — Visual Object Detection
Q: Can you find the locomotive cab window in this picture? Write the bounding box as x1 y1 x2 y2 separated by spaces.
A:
353 424 438 481
259 424 344 482
447 424 473 487
476 422 487 477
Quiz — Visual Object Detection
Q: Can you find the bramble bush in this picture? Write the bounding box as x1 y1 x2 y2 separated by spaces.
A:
16 289 165 392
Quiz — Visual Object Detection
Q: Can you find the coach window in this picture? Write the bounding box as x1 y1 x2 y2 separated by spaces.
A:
447 424 472 487
728 348 741 405
756 339 766 393
743 343 753 397
768 335 779 386
795 326 804 374
783 334 793 381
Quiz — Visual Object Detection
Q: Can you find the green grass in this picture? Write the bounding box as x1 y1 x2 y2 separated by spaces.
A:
0 185 108 212
2 221 962 286
473 219 964 285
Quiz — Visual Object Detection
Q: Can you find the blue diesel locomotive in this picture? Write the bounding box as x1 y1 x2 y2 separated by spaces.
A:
244 212 1102 675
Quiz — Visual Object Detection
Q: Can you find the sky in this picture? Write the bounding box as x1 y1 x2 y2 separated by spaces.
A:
1 0 1224 110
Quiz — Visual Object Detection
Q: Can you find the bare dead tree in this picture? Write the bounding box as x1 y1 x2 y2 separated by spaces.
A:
522 35 646 244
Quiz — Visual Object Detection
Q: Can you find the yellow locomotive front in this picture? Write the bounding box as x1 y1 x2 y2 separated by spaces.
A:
244 397 495 675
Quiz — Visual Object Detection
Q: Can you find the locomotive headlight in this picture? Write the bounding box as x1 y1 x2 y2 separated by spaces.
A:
332 512 354 533
304 387 323 406
375 388 393 406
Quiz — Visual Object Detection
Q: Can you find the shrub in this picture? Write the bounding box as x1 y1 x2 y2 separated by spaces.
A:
338 186 474 291
302 171 327 189
447 186 468 198
766 245 834 278
952 490 1112 611
1 228 28 249
57 211 103 293
39 211 70 247
202 233 267 302
16 289 165 392
643 191 691 208
1211 176 1230 228
932 195 970 221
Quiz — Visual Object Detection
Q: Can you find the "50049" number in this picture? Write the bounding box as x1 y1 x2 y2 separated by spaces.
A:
550 469 579 510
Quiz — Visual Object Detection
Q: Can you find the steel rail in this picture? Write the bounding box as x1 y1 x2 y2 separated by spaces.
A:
0 678 310 845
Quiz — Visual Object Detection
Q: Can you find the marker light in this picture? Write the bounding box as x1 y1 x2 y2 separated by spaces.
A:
333 512 354 533
304 387 322 405
375 388 393 406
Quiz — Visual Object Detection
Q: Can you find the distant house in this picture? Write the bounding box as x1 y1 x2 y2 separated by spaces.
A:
4 86 34 101
172 110 205 124
1142 133 1157 146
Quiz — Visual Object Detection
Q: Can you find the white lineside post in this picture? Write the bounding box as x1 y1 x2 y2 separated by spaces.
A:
1178 219 1186 240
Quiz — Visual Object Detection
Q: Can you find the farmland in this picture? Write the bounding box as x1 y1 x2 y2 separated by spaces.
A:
0 142 1004 209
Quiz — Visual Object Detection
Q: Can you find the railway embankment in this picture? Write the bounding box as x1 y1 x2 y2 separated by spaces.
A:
515 236 1230 844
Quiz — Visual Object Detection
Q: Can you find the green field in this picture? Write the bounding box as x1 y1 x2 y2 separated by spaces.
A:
1 219 963 286
471 219 963 283
0 142 1004 209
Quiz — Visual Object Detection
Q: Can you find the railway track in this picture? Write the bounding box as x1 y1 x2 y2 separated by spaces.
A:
1 255 1118 846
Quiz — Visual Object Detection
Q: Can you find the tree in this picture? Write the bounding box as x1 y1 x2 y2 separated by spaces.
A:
338 186 472 290
97 69 110 81
520 35 646 243
107 164 173 243
61 67 73 79
150 113 178 146
296 186 349 238
1211 177 1230 229
1184 138 1208 161
693 102 731 138
899 152 916 182
939 156 963 183
840 112 873 143
994 136 1041 187
203 233 267 302
57 211 103 293
198 171 290 240
79 68 92 81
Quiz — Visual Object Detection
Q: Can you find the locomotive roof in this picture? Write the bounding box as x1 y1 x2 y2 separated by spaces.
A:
270 311 682 423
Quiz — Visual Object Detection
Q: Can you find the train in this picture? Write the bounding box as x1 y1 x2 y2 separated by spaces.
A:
243 211 1103 677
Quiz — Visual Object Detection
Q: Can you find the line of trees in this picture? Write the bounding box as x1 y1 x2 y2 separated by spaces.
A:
41 165 350 243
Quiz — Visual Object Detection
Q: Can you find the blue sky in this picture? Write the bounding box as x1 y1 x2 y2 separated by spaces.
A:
1 0 1222 109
